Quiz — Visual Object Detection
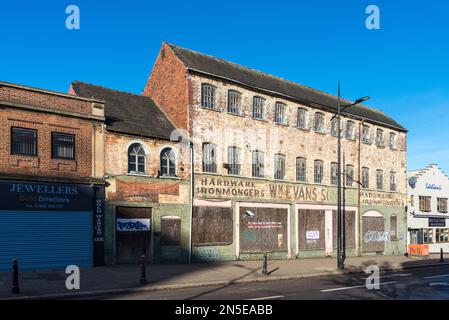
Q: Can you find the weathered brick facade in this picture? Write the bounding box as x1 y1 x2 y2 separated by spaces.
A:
0 82 105 183
144 43 408 261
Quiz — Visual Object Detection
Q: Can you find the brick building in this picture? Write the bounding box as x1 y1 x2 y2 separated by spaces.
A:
0 81 105 270
144 42 408 261
70 82 191 264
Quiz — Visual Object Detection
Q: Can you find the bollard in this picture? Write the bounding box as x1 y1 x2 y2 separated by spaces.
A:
12 258 19 294
140 254 147 284
440 248 444 263
262 252 268 276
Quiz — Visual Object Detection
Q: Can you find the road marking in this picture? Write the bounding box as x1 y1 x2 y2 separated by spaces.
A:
320 281 398 293
424 274 449 279
429 282 449 286
362 273 412 280
247 295 284 300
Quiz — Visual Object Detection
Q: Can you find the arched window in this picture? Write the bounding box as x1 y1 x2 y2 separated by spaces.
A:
128 143 146 174
160 147 177 176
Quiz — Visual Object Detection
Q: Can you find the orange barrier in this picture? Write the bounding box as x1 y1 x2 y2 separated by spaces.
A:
408 244 429 256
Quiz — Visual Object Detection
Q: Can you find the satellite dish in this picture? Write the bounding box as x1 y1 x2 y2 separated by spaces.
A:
408 176 417 189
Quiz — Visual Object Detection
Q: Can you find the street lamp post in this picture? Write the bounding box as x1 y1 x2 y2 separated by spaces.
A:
332 82 369 269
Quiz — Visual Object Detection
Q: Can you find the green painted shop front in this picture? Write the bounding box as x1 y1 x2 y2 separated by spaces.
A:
192 174 407 262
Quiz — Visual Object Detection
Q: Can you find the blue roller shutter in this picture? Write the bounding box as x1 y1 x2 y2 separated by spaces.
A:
0 211 92 270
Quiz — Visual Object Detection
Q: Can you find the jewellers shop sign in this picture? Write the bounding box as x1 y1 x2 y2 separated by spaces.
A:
0 180 93 211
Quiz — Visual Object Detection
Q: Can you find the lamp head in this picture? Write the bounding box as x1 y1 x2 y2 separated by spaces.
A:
354 96 370 105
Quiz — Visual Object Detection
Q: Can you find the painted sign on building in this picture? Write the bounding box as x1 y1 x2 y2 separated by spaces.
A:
195 175 344 203
360 191 403 207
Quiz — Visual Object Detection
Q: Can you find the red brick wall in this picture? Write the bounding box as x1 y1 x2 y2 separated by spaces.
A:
0 84 93 114
143 43 189 130
0 85 96 181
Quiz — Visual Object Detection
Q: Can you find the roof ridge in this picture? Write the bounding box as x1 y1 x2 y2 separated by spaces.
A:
166 43 393 118
72 81 152 100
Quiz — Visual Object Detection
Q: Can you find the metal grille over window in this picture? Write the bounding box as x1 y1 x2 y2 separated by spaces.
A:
227 146 241 175
419 196 431 212
52 133 75 160
296 157 307 182
253 97 265 119
330 162 338 185
438 198 448 213
346 165 354 187
314 160 324 184
314 113 325 133
390 171 397 191
362 167 370 188
11 127 37 156
362 125 370 144
252 150 264 177
202 143 217 173
201 84 216 109
346 121 356 140
227 90 241 114
275 102 286 124
297 108 307 129
160 147 176 176
274 154 286 180
128 143 146 174
376 169 383 190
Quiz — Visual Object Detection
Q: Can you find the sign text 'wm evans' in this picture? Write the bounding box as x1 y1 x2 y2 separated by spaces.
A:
196 176 333 202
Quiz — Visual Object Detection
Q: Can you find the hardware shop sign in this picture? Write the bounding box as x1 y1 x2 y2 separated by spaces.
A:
195 175 338 203
0 180 93 211
360 191 403 207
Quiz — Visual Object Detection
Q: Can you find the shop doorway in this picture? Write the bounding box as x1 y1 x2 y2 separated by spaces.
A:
116 207 152 264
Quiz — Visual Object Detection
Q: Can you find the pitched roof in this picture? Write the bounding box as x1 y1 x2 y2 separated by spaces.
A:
166 43 406 132
71 81 175 140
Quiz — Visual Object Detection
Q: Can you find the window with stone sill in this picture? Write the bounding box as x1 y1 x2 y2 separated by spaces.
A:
296 157 307 182
275 102 287 125
346 165 354 187
314 160 324 184
362 167 370 188
227 146 241 175
253 96 265 120
227 90 242 115
202 143 217 173
274 154 286 180
11 127 37 157
376 169 383 190
128 143 146 174
201 84 217 110
330 162 338 185
330 118 338 137
297 108 308 129
362 125 371 144
389 132 398 150
314 112 325 133
376 129 385 147
390 171 397 192
160 147 177 177
346 121 356 141
252 150 264 178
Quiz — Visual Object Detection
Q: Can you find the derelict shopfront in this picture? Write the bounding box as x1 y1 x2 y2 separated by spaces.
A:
0 179 104 270
192 174 359 261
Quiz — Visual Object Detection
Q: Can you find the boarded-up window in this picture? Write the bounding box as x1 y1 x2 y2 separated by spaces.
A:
192 206 233 246
332 210 356 249
390 215 398 241
160 217 181 246
298 210 325 250
362 216 385 253
240 207 288 253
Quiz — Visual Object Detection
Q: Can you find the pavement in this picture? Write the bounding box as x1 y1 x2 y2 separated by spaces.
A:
1 254 448 300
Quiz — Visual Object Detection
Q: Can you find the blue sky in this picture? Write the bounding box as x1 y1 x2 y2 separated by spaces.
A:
1 0 448 173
